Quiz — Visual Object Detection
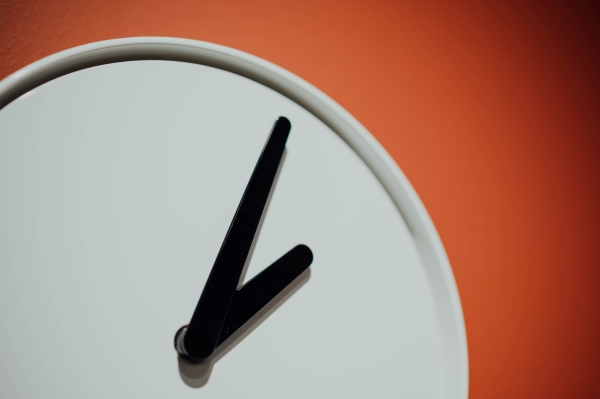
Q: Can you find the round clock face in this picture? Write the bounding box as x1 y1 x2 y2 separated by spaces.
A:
0 40 466 398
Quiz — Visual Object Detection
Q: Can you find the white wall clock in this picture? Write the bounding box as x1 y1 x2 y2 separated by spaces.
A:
0 38 468 398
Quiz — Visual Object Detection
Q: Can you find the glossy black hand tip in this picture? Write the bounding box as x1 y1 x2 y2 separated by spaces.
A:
276 116 290 131
177 117 304 364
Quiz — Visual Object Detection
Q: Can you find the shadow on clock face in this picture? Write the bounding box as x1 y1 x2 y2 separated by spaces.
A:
176 267 311 388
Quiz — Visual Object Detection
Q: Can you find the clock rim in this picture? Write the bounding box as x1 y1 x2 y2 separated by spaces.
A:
0 37 468 399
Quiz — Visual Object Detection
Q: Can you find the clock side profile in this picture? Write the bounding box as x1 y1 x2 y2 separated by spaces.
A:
0 38 468 399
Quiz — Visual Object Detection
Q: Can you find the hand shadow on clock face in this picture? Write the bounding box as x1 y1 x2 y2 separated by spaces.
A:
176 149 311 387
177 267 311 388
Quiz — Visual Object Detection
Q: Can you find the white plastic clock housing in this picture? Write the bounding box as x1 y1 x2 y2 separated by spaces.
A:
0 38 467 399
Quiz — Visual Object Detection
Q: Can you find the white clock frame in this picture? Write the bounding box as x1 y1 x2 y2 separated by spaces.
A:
0 37 468 399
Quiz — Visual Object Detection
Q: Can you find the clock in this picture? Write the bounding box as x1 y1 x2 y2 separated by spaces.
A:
0 38 468 398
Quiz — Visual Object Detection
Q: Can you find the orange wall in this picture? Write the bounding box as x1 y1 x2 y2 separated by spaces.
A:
2 1 599 397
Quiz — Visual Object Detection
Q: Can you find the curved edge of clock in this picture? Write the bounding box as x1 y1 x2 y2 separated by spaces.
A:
0 37 468 399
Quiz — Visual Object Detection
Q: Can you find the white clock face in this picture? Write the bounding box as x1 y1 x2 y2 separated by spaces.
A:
0 40 466 399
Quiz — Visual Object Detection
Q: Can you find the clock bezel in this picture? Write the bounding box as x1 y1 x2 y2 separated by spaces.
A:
0 37 468 399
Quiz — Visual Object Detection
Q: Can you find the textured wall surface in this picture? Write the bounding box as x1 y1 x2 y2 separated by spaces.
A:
1 1 600 397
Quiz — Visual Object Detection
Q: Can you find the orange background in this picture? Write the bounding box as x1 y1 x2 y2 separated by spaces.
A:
1 1 599 397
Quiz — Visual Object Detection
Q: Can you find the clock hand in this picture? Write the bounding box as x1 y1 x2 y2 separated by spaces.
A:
174 244 313 364
180 117 291 362
217 244 313 345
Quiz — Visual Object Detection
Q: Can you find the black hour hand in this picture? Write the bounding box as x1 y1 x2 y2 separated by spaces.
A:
218 244 313 345
175 245 313 364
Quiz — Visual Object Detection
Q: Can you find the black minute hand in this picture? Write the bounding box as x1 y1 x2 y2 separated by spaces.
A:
181 117 293 362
